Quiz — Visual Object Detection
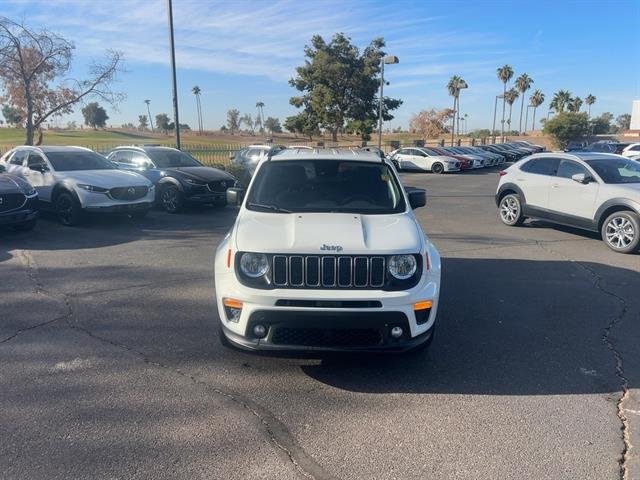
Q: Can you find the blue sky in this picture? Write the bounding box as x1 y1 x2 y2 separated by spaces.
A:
3 0 640 131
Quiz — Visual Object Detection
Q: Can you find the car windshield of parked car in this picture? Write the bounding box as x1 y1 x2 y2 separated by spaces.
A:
246 160 406 214
46 151 116 171
586 158 640 184
148 149 201 168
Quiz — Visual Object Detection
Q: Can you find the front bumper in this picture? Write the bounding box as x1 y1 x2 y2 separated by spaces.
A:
215 271 440 352
84 201 153 213
186 191 227 204
0 209 38 226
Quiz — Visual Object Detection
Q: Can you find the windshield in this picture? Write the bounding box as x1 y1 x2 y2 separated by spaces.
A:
246 160 406 214
46 151 115 171
148 149 201 168
586 158 640 184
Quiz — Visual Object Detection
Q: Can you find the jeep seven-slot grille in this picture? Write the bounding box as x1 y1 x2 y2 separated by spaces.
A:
272 255 385 289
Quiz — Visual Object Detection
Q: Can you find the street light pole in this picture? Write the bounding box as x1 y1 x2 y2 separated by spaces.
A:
167 0 181 150
378 55 399 150
547 109 555 120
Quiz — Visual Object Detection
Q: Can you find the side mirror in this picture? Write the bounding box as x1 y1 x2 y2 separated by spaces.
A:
0 164 6 173
407 188 427 209
571 173 591 184
226 187 245 206
29 164 48 173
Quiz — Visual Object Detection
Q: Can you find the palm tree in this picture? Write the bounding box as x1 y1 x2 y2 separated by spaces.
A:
529 90 545 131
144 99 154 132
447 75 467 145
496 65 514 140
514 73 533 134
568 96 583 113
504 88 519 135
256 101 265 135
192 86 202 134
585 94 596 117
550 90 572 113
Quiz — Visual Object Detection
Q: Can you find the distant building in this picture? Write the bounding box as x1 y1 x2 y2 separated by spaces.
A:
631 100 640 131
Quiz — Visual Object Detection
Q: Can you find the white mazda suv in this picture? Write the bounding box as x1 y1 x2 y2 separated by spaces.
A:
496 152 640 253
1 146 154 225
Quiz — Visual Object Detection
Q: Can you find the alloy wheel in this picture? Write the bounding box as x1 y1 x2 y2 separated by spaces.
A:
500 196 519 223
605 216 636 249
161 187 179 212
56 196 74 225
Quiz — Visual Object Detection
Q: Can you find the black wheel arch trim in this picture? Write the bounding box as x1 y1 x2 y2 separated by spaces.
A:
496 183 527 207
52 182 82 205
595 199 640 229
157 177 183 192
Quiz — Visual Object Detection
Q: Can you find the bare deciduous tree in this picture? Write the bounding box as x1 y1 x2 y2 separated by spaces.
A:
409 108 453 140
0 17 124 145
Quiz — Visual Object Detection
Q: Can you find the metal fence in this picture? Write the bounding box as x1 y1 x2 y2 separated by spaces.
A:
0 137 501 166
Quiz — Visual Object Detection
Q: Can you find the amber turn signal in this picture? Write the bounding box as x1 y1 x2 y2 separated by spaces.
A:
223 298 243 309
413 300 433 311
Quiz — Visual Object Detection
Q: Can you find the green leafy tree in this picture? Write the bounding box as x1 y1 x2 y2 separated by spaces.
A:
590 112 613 135
514 73 533 134
346 118 375 140
529 90 545 131
155 113 172 134
264 116 282 134
616 113 631 132
1 104 23 126
284 111 319 140
584 94 596 117
543 112 589 149
226 108 240 134
81 102 108 129
496 64 514 139
138 114 148 130
289 33 402 142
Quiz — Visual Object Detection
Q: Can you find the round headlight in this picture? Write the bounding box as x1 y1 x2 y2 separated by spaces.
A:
388 255 417 280
240 253 269 278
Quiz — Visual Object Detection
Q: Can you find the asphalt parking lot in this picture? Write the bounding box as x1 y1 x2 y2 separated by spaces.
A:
1 167 639 480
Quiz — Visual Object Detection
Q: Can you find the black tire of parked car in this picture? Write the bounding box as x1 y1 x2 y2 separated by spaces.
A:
13 219 37 232
431 163 444 174
159 184 184 213
601 211 640 254
55 192 83 226
498 193 525 226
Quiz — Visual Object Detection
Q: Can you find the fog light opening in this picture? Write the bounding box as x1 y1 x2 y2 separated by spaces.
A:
252 324 267 339
223 298 243 323
390 326 403 339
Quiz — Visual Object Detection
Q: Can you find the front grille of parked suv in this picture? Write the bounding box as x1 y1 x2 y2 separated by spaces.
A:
235 253 422 291
0 193 26 213
207 180 231 192
109 186 149 201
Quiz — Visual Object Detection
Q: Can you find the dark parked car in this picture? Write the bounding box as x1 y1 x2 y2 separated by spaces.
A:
564 140 587 152
0 165 39 231
108 146 236 213
582 142 632 154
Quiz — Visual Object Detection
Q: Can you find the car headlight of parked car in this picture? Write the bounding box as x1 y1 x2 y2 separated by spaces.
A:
240 252 270 278
388 255 417 280
77 184 108 193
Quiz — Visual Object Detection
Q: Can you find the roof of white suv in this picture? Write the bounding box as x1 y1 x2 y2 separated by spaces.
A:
269 148 382 163
13 146 92 153
522 152 623 162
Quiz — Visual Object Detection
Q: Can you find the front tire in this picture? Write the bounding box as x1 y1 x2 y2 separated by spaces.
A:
602 211 640 254
55 192 83 226
431 163 444 174
159 184 183 213
498 193 525 226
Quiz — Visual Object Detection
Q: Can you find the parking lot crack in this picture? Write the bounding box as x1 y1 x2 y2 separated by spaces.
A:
535 241 631 480
65 323 338 480
1 251 73 345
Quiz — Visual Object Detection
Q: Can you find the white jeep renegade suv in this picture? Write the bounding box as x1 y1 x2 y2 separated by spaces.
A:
214 148 441 352
497 152 640 253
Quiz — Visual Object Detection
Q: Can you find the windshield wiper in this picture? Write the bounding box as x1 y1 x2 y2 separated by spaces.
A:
247 202 292 213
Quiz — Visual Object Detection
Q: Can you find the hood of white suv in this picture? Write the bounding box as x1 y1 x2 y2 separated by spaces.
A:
59 169 151 188
235 211 422 254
